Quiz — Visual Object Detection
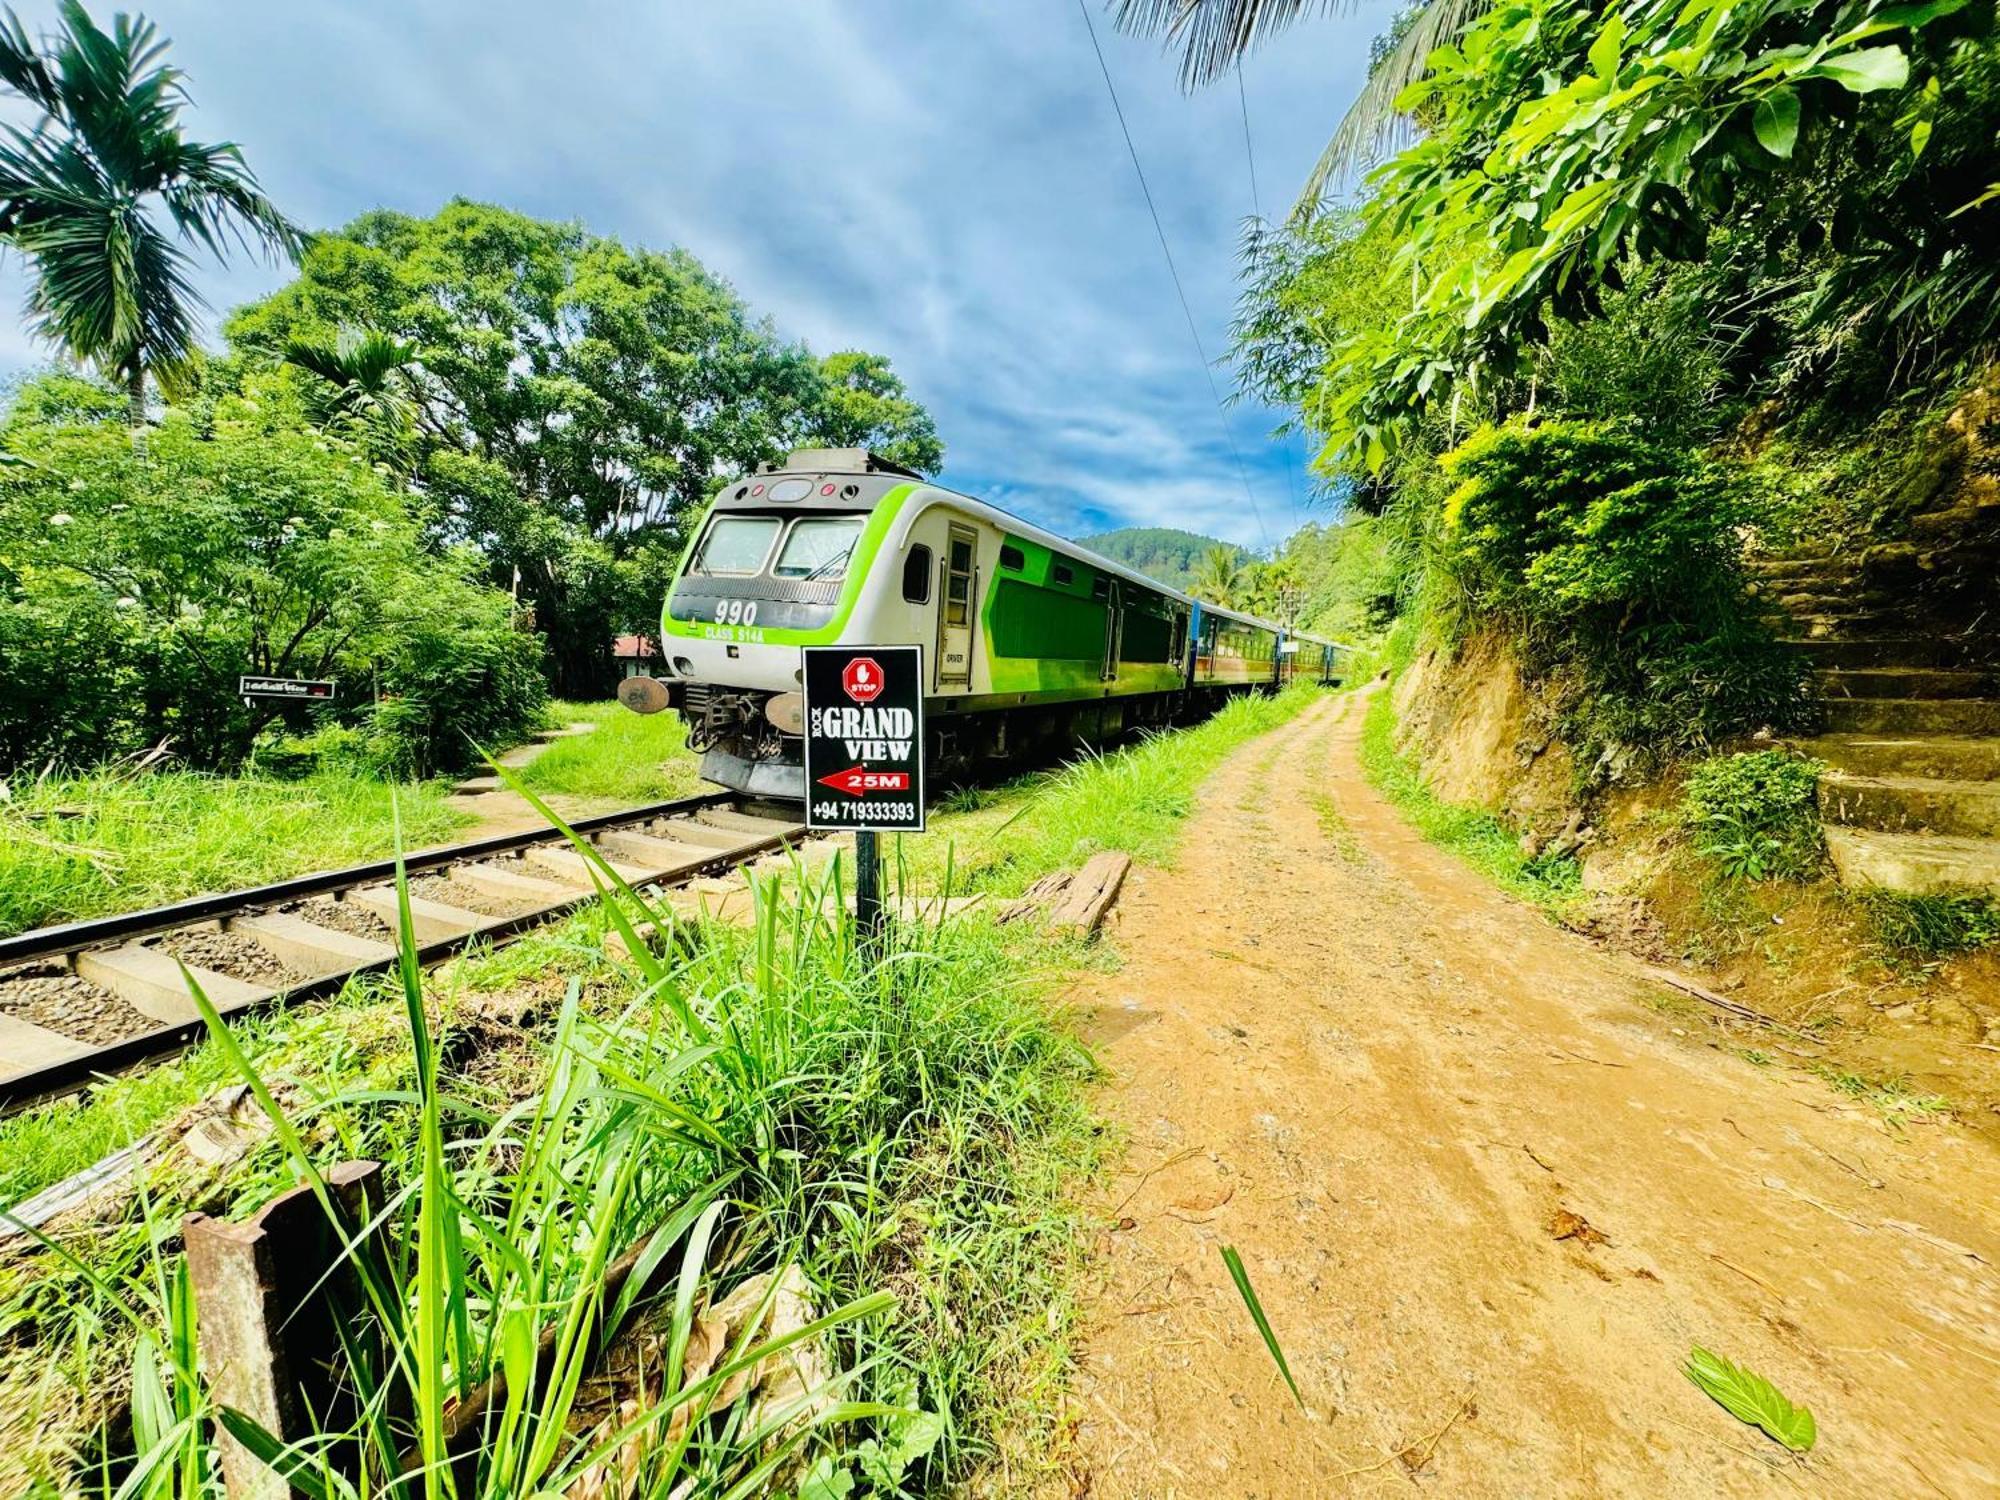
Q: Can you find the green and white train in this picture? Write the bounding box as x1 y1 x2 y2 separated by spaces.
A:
634 449 1344 800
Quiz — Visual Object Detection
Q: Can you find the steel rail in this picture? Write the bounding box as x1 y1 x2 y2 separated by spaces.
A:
0 791 734 968
0 791 791 1112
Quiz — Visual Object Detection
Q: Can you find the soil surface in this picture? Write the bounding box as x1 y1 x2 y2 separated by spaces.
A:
1057 690 2000 1498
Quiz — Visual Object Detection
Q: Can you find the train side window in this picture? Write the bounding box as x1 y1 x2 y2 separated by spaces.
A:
902 545 932 604
999 544 1025 571
1052 562 1074 587
945 535 974 626
1092 575 1110 601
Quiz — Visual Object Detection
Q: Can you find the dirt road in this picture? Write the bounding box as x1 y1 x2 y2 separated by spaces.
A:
1058 691 2000 1497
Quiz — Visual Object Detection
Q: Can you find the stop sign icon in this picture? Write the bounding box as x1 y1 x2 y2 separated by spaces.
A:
841 656 885 704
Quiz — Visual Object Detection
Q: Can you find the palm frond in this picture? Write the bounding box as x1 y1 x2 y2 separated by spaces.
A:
0 0 297 398
1298 0 1495 210
1111 0 1363 89
0 8 63 114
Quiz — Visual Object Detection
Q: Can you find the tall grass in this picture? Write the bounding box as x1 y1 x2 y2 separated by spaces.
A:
1356 686 1584 922
5 840 1098 1494
0 768 468 937
517 700 704 804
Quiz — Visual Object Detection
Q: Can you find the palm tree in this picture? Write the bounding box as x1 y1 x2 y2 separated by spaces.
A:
1189 543 1245 607
0 2 301 439
1111 0 1492 205
283 324 421 471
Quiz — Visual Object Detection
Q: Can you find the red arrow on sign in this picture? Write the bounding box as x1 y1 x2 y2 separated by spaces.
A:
816 766 910 796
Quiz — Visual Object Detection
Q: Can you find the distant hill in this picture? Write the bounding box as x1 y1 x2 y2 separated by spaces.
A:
1077 526 1243 589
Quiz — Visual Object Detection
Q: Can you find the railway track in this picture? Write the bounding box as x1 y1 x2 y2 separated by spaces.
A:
0 793 806 1110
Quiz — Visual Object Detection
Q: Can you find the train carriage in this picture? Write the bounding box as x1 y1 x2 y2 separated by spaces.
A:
645 449 1343 800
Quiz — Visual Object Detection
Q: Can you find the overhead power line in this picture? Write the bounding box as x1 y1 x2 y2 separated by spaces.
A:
1075 0 1272 553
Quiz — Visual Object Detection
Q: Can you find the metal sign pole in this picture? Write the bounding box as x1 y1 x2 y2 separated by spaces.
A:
854 829 883 948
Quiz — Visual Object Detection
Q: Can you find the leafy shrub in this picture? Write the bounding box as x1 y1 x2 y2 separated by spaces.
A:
1859 889 2000 957
1439 420 1813 777
0 387 546 775
1681 750 1827 881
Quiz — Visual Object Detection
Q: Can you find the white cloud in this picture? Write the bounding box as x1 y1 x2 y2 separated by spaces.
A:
0 0 1393 546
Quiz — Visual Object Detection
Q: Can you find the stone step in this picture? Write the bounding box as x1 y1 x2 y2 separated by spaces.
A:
75 945 272 1025
1782 612 1909 641
453 775 505 795
1775 589 1896 615
1793 636 1966 669
1825 825 2000 896
231 912 396 975
346 887 497 944
1747 556 1861 582
1799 733 2000 780
1907 498 2000 543
1819 697 2000 735
1820 772 2000 839
1820 667 1992 700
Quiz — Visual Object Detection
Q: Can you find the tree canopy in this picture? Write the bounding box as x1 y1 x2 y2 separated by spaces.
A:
225 200 944 693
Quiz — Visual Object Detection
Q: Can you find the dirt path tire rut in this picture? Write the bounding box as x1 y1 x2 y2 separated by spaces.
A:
1057 690 1999 1497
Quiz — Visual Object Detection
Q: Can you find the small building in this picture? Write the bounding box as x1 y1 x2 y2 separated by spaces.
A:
612 633 661 680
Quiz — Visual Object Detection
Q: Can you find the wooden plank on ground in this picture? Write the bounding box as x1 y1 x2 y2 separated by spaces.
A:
1048 852 1132 936
77 944 272 1024
649 817 751 851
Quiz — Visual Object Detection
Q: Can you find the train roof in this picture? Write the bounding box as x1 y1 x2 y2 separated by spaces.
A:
737 450 1350 652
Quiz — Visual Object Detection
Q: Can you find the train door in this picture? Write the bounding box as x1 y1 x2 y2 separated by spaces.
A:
1100 578 1123 682
935 522 978 689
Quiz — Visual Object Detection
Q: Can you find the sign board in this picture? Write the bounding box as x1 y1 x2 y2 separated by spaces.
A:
802 645 925 832
239 676 336 701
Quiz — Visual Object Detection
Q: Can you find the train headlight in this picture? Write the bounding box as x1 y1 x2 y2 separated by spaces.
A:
673 656 695 676
764 692 804 736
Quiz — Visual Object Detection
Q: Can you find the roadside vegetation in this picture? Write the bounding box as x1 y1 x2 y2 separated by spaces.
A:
517 700 707 805
0 763 468 938
1356 683 1583 923
0 688 1318 1496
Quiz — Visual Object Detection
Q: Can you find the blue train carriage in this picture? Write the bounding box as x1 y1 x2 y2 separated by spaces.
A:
644 449 1329 800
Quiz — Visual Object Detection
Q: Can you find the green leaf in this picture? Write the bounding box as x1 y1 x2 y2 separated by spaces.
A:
1684 1346 1818 1451
1752 89 1800 157
1221 1246 1303 1407
1806 45 1909 93
1588 13 1623 81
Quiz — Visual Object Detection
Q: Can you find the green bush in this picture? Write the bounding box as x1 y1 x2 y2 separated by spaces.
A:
0 385 547 775
1681 750 1827 881
1439 420 1813 776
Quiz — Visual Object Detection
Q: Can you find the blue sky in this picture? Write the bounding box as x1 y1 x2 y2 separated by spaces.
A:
0 1 1397 550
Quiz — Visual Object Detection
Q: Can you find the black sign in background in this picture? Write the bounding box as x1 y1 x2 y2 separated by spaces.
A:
802 645 926 833
238 676 336 700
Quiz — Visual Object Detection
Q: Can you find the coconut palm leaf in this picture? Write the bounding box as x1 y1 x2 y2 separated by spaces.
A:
0 0 299 424
1111 0 1498 209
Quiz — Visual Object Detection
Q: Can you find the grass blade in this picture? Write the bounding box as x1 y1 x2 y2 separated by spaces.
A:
1220 1245 1303 1408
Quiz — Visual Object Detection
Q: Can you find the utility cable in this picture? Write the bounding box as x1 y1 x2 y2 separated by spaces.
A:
1076 0 1272 552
